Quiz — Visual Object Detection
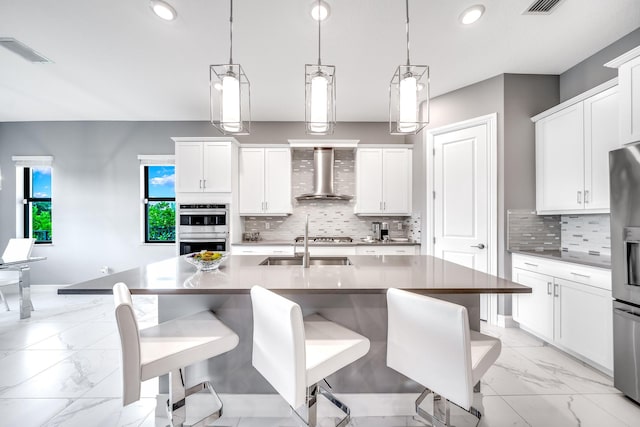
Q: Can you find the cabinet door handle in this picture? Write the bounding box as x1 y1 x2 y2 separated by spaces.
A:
199 179 203 189
554 283 559 297
379 201 383 211
265 201 268 211
547 282 552 295
524 262 538 267
577 191 582 204
585 190 590 204
571 272 591 279
202 179 207 189
383 201 386 211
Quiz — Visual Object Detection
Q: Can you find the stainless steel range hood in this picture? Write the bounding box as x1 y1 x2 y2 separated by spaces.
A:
296 147 352 201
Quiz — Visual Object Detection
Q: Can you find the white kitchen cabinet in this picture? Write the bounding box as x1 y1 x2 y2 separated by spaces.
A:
306 246 357 256
356 245 419 255
511 253 613 373
605 46 640 145
239 147 292 216
355 147 412 216
231 245 293 256
554 277 613 371
174 138 236 193
534 82 619 214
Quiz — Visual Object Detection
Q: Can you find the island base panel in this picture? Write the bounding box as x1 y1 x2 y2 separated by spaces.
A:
157 293 480 394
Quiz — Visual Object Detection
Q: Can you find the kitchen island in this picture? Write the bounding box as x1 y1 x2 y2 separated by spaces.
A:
60 254 529 394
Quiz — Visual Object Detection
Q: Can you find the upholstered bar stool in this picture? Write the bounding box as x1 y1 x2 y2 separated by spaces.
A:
113 282 239 427
250 285 370 427
386 288 501 427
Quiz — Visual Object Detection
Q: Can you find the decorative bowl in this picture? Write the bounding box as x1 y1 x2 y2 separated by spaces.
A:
185 251 228 271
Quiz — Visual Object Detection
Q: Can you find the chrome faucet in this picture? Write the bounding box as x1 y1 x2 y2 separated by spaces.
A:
303 214 310 268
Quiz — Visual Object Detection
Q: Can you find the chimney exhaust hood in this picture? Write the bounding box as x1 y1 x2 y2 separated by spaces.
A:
296 147 352 200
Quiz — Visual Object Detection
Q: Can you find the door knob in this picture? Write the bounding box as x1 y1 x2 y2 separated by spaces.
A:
470 243 485 249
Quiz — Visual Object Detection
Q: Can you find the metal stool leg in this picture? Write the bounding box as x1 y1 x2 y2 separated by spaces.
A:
0 289 9 311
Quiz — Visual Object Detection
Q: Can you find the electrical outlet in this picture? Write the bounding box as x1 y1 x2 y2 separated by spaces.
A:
265 222 270 230
397 223 402 230
100 266 110 274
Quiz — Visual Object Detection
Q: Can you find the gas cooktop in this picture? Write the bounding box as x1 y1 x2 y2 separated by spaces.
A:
294 236 354 244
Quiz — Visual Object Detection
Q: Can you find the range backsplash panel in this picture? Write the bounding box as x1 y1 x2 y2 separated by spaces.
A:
241 149 413 241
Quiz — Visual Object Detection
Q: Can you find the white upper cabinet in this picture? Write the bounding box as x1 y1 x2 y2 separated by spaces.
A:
533 81 619 214
174 138 236 193
605 45 640 145
239 146 292 216
355 147 412 216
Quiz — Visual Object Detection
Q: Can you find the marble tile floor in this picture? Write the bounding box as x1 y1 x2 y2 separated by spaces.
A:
0 286 639 427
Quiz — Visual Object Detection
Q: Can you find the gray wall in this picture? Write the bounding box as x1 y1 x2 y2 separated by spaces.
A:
560 27 640 102
0 121 401 285
410 73 558 315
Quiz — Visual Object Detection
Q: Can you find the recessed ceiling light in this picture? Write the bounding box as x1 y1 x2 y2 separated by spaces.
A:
459 4 485 25
150 0 177 21
310 1 330 21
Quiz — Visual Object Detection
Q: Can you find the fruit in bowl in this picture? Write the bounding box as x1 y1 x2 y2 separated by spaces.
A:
185 251 228 271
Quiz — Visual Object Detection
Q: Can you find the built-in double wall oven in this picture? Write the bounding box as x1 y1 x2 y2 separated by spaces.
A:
177 204 228 255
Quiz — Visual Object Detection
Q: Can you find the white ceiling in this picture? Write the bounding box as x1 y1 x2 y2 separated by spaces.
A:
0 0 639 123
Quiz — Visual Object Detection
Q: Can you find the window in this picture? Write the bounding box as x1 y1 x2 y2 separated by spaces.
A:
23 166 53 244
143 165 176 243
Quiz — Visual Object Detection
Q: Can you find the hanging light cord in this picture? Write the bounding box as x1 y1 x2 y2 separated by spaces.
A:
229 0 234 64
405 0 411 66
317 0 322 66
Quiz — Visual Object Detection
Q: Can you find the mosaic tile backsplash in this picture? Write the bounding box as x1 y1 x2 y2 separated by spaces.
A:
507 210 561 251
241 149 416 241
561 214 611 256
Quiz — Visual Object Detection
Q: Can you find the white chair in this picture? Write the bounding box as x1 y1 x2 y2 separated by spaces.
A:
386 288 501 427
250 285 370 427
0 238 35 311
113 282 239 427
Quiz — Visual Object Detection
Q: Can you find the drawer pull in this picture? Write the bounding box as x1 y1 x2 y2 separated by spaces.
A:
571 272 591 279
524 262 538 267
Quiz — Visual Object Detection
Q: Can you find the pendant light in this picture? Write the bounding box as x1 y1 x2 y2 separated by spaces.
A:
210 0 251 135
389 0 429 135
305 0 336 135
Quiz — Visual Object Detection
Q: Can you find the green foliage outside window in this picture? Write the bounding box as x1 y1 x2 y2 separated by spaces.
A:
32 202 52 242
147 201 176 242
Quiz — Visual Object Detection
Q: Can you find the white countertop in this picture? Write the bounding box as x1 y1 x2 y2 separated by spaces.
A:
59 254 528 296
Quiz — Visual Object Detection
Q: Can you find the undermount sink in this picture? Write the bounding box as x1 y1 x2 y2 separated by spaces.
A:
259 256 352 266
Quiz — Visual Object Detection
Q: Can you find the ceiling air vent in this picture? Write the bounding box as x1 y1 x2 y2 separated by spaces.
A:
0 38 52 63
523 0 566 14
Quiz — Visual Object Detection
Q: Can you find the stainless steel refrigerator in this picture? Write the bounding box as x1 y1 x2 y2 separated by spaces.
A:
609 142 640 404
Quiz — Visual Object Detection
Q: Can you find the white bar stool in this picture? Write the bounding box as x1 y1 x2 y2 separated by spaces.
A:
386 288 501 427
0 238 35 311
250 285 370 427
113 282 239 427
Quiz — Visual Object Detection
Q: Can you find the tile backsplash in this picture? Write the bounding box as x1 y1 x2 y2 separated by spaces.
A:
241 149 413 241
507 210 561 251
561 214 611 256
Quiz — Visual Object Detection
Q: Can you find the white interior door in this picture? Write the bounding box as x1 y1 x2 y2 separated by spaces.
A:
433 123 489 273
429 115 497 323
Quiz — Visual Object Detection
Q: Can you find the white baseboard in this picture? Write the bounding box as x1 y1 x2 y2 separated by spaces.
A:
155 393 420 418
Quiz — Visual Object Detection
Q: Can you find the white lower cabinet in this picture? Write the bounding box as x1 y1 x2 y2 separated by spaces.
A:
356 245 419 255
231 245 293 256
512 253 613 373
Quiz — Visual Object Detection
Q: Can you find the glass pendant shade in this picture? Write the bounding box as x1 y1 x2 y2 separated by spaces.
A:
305 64 336 135
389 64 429 135
210 63 251 135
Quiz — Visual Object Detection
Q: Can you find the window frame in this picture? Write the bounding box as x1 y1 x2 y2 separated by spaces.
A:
23 166 53 244
142 164 176 244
